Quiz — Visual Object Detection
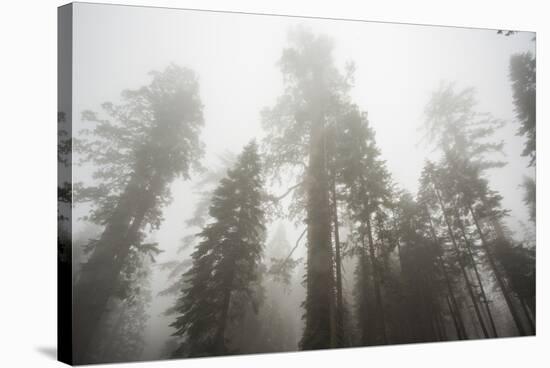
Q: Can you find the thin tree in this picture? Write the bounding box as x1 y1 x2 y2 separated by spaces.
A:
338 106 392 344
422 83 528 335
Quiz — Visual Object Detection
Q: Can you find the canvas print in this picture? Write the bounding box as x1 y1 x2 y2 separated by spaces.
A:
58 3 536 365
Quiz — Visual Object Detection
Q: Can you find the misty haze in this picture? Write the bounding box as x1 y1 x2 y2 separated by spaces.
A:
57 3 536 365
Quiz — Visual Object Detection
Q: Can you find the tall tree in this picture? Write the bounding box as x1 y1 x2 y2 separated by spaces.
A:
337 106 392 344
418 168 470 340
421 162 492 338
73 64 205 362
171 141 266 357
262 28 354 349
422 82 530 336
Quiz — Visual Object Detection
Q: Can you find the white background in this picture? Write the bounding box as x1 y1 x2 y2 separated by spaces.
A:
0 0 547 367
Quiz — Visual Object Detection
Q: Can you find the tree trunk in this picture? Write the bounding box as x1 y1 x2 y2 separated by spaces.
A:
436 306 448 340
357 241 370 345
455 213 498 338
301 113 334 350
427 213 468 339
365 213 388 344
467 204 527 336
519 297 536 334
329 235 337 348
427 272 443 341
331 174 345 347
101 300 128 361
446 295 463 339
432 185 489 338
214 273 234 355
440 257 468 339
73 174 161 363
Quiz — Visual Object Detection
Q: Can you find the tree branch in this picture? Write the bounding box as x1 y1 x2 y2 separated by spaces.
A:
270 181 305 202
278 228 307 269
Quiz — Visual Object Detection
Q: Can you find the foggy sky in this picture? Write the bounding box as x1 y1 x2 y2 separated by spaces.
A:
71 2 535 358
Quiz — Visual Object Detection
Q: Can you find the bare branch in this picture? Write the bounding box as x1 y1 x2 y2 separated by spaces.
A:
269 181 305 202
279 228 307 268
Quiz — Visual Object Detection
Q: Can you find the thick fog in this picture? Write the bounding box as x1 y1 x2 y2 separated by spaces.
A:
69 3 535 363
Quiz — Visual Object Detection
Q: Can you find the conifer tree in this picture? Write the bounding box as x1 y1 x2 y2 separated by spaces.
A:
73 64 204 362
392 191 445 342
420 162 494 338
418 163 474 339
171 141 266 357
159 153 237 320
337 106 392 344
422 83 531 336
262 28 354 349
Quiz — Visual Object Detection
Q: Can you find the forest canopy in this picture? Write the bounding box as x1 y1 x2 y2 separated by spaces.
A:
65 5 536 364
